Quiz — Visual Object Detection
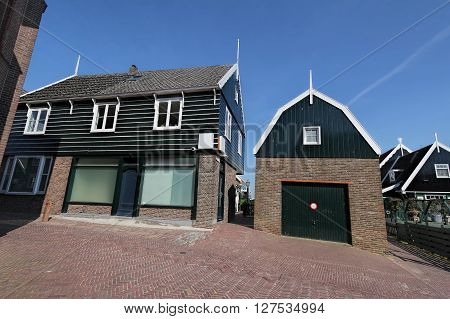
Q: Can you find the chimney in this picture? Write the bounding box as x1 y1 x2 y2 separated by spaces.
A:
129 64 138 76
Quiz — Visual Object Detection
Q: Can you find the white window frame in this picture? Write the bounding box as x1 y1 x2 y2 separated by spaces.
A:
23 107 50 135
238 131 243 155
225 107 232 141
303 126 321 145
435 164 450 178
0 156 53 195
234 83 239 104
153 97 183 130
90 100 120 133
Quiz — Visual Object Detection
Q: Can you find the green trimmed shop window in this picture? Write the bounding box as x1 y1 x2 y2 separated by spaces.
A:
140 157 195 207
69 158 119 204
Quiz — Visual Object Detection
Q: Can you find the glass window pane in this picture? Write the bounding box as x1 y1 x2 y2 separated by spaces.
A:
170 101 180 113
157 102 168 127
69 166 118 204
140 167 194 206
105 105 116 129
1 158 12 191
9 157 40 193
38 158 53 192
96 105 106 130
168 112 179 127
26 110 39 132
37 109 48 132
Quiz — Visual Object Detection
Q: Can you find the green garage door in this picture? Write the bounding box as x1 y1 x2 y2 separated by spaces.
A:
282 182 351 244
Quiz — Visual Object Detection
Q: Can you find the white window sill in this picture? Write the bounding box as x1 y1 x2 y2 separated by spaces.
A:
90 129 116 133
153 126 181 131
23 131 46 135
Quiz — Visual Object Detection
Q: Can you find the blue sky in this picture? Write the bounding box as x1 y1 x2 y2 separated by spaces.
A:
24 0 450 193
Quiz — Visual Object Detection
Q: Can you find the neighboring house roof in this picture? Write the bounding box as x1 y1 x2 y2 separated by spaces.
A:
379 143 412 168
253 89 381 155
381 141 450 194
20 64 236 102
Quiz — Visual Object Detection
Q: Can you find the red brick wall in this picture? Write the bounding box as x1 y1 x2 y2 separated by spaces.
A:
0 194 44 216
66 204 112 215
194 154 219 228
41 156 72 216
139 207 191 220
0 0 46 167
254 158 388 254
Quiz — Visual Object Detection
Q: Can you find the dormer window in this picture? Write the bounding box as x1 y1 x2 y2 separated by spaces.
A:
154 98 183 130
303 126 321 145
91 101 119 133
24 107 50 135
435 164 450 178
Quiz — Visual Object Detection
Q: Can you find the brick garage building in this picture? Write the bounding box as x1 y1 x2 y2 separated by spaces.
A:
0 64 245 228
0 0 47 167
253 82 387 254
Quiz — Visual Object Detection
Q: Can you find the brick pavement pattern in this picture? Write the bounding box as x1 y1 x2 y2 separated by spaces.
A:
0 218 448 298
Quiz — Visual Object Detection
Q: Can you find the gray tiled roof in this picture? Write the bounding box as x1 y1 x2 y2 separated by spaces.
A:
21 64 234 102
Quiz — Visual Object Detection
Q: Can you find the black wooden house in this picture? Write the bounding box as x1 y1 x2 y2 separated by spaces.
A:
382 139 450 200
253 74 388 254
0 64 245 227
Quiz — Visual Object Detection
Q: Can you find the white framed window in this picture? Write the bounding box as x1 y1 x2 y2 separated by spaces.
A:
225 107 232 141
154 97 183 130
238 131 243 155
0 156 53 195
91 102 120 133
24 107 50 135
303 126 321 145
435 164 450 178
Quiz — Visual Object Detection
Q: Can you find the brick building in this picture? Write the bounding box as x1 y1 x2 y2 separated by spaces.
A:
253 77 387 254
0 0 47 167
0 63 245 228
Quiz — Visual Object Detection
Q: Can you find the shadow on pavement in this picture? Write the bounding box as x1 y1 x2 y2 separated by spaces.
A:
0 211 41 237
229 211 254 229
388 237 450 273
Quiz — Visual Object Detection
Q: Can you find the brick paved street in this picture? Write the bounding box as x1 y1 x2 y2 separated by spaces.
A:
0 217 449 298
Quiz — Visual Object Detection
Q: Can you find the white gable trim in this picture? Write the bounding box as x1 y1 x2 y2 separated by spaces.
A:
379 143 412 168
401 141 450 192
20 75 76 98
218 64 238 88
382 183 399 194
253 89 381 155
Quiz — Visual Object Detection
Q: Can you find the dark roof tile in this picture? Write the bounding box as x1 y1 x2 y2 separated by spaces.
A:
21 64 234 102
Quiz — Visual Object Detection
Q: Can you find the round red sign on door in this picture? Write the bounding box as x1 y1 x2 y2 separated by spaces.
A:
309 202 318 211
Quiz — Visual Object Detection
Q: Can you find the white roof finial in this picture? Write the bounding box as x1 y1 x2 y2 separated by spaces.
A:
74 55 81 76
236 38 240 80
435 132 440 153
398 137 404 155
309 69 313 105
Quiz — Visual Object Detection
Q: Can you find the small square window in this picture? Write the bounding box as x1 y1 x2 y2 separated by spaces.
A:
435 164 450 178
303 126 321 145
24 108 50 134
154 98 183 130
91 103 119 133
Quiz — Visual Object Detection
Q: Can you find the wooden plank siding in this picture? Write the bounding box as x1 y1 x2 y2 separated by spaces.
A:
256 95 377 159
218 75 245 174
5 91 221 156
